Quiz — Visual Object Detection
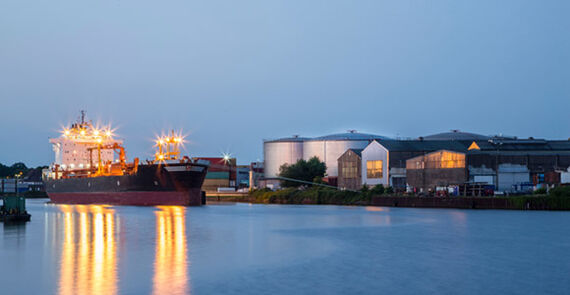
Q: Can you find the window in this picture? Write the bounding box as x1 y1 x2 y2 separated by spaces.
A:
425 151 465 169
367 160 383 179
342 161 357 179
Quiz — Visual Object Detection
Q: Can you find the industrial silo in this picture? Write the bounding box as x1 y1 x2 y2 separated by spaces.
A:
263 136 306 178
303 131 390 177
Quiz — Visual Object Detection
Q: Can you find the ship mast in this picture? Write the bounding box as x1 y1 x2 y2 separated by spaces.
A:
155 130 184 162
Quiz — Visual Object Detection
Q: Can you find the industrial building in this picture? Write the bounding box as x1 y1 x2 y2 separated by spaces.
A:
193 157 236 192
406 150 467 191
464 138 570 192
360 139 469 190
337 149 363 190
263 131 390 179
263 135 306 179
263 129 570 194
375 132 570 194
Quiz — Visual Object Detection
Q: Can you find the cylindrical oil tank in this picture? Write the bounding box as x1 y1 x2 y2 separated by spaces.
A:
303 132 389 177
263 136 306 178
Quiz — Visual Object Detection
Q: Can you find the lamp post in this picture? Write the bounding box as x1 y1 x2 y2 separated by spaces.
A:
223 153 233 188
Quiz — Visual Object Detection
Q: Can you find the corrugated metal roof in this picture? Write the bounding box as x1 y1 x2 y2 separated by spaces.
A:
265 131 391 142
264 136 310 143
472 139 570 152
422 130 489 141
310 132 390 141
378 140 470 152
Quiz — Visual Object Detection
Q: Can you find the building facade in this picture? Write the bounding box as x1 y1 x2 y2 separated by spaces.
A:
263 131 390 178
406 150 467 191
337 149 363 190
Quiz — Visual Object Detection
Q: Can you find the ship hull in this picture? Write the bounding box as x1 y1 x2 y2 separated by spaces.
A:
45 162 208 206
48 190 203 206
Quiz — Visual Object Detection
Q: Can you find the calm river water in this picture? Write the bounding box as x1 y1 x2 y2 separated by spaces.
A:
1 199 569 294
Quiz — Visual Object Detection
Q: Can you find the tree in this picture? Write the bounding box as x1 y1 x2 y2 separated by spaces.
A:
0 162 29 178
0 162 48 180
278 157 327 187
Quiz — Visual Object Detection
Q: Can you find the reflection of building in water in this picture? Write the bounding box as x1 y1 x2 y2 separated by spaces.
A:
153 206 188 295
57 205 118 295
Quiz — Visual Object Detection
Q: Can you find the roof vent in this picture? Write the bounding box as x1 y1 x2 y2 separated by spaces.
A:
292 135 299 138
347 129 357 134
451 129 460 133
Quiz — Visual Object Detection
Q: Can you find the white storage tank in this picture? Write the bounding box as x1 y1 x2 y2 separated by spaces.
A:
263 136 306 178
303 131 390 177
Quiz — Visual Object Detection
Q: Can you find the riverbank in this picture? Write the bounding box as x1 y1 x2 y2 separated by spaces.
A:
214 188 570 210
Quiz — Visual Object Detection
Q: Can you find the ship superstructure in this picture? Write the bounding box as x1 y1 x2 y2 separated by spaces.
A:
48 111 129 178
44 112 209 206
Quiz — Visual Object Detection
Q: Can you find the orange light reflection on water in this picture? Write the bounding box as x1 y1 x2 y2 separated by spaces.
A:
152 206 189 295
365 206 389 212
57 205 117 295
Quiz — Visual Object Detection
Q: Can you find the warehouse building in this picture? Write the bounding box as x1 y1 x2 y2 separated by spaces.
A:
406 150 467 191
401 137 570 193
360 140 469 190
465 138 570 192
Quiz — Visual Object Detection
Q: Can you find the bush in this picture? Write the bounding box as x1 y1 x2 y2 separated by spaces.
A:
370 185 384 195
248 187 371 205
533 187 547 195
549 186 570 198
385 186 394 194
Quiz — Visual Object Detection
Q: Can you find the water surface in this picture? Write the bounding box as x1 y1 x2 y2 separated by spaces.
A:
1 199 569 294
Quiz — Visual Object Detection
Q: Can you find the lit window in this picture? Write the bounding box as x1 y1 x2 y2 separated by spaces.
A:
367 160 383 178
342 161 358 179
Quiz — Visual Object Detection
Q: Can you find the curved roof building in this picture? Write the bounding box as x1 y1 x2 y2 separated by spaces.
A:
264 131 390 178
263 135 308 179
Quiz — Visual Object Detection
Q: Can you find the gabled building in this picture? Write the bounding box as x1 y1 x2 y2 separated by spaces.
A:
337 149 363 190
361 140 469 190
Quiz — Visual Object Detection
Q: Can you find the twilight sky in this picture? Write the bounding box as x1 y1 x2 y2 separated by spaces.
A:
1 0 569 167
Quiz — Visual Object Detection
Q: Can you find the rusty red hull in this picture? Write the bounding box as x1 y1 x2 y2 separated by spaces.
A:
48 190 203 206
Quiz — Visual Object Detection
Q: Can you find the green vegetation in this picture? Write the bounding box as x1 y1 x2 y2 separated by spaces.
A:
245 185 570 210
508 195 570 210
249 187 370 205
278 157 327 187
0 162 47 181
533 187 547 195
549 186 570 198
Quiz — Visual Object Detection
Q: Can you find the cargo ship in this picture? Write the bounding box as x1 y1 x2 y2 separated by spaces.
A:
44 112 209 206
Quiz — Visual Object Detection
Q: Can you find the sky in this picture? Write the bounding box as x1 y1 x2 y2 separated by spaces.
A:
1 0 569 167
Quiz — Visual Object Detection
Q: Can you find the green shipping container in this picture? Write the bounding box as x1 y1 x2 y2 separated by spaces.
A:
205 172 229 179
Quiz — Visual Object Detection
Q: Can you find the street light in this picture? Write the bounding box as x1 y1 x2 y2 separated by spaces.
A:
222 153 233 188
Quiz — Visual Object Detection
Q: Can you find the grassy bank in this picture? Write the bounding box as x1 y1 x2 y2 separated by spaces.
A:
248 188 372 205
241 187 570 210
